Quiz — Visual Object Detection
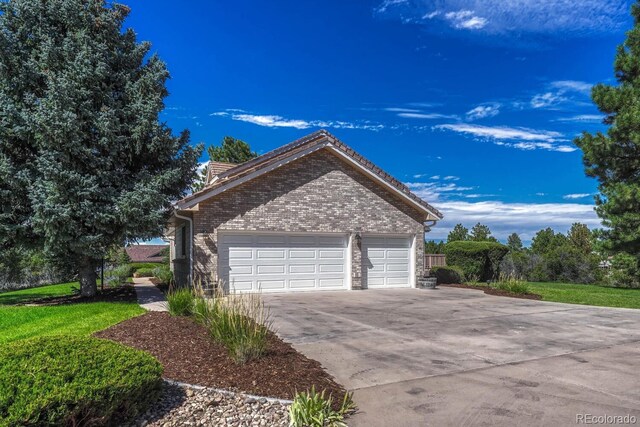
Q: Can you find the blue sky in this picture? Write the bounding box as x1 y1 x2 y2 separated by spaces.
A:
125 0 633 243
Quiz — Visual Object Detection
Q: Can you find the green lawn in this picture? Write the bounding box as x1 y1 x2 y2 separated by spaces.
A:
527 282 640 309
0 283 144 344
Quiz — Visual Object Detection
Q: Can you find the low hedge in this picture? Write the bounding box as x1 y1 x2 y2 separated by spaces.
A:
129 262 163 272
0 336 163 426
444 241 509 281
431 266 465 284
134 267 156 278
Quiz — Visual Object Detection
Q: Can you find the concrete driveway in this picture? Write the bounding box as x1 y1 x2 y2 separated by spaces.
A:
264 287 640 426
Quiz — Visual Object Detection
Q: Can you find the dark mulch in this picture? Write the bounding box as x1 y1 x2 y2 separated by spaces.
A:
94 312 347 405
441 283 543 300
23 285 137 306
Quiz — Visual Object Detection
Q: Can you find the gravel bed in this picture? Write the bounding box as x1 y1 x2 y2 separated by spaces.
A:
126 381 290 427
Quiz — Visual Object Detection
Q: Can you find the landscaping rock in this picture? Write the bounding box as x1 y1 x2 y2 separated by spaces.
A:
126 382 289 427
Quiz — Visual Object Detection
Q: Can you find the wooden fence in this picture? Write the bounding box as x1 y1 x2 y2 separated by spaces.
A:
424 254 446 273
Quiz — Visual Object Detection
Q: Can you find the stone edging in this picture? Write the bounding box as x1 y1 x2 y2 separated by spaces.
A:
163 379 294 405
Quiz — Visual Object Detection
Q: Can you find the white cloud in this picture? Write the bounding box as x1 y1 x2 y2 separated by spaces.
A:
531 92 566 109
563 193 593 200
466 104 500 120
375 0 627 35
399 112 459 119
556 114 603 123
443 10 487 30
443 175 459 181
435 123 576 153
536 192 546 196
430 175 440 179
406 181 475 201
550 80 592 94
424 200 600 241
384 107 422 113
211 110 384 131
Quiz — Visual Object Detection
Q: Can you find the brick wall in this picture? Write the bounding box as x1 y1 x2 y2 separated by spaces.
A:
191 148 427 288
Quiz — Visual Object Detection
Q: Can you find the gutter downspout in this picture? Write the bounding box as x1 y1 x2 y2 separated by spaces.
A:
174 211 194 286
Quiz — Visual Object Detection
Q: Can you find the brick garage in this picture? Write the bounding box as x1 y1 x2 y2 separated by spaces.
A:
166 130 442 292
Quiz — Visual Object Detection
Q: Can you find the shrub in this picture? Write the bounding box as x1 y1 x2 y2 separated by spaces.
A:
153 265 173 285
134 267 156 278
167 287 195 316
607 253 640 288
129 262 163 272
0 336 162 427
444 241 509 281
107 264 135 286
492 275 530 294
289 386 355 427
431 266 464 284
194 287 272 364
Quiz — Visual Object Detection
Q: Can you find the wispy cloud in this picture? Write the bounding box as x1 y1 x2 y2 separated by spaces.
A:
406 181 475 201
398 112 459 120
563 193 593 200
426 200 599 241
466 104 500 120
530 80 593 109
211 110 384 131
555 114 603 123
434 123 576 152
384 107 423 113
375 0 627 36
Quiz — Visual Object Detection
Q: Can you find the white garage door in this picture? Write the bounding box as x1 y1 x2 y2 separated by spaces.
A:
363 236 412 288
218 233 348 292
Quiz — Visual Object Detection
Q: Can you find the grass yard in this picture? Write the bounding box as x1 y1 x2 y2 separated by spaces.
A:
0 283 144 344
527 282 640 309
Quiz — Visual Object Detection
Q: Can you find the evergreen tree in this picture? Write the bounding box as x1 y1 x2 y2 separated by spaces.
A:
574 3 640 257
567 223 593 255
447 224 469 242
470 223 497 242
0 0 201 296
192 136 258 191
507 233 523 251
208 136 257 164
424 240 445 254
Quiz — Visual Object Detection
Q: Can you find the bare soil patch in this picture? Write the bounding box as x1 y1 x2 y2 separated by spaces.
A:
442 283 542 300
94 312 347 405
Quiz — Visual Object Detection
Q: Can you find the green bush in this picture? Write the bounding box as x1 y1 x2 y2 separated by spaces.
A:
0 336 162 426
107 264 135 286
129 262 162 272
153 265 173 285
194 288 272 364
167 287 195 316
289 386 355 427
607 253 640 288
444 241 509 281
134 267 156 278
431 266 465 284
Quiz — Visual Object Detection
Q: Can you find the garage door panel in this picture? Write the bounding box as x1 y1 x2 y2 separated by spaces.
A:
363 236 411 288
220 233 348 292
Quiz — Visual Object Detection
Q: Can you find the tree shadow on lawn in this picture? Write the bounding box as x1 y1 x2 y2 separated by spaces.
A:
3 285 137 306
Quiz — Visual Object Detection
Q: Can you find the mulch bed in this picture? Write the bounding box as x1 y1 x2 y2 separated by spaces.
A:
22 284 137 306
94 312 347 406
441 283 542 300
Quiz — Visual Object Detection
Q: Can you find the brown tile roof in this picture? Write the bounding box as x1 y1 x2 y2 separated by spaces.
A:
178 130 443 219
125 245 168 263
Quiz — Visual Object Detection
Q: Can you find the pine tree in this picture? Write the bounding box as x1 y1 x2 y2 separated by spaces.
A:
470 223 497 242
192 136 258 191
447 224 469 242
0 0 202 296
574 3 640 257
507 233 523 251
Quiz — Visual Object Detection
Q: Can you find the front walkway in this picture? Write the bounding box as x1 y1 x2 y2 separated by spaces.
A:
132 277 168 312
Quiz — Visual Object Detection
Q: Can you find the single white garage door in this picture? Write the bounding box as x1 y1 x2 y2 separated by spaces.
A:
218 233 348 292
362 236 412 288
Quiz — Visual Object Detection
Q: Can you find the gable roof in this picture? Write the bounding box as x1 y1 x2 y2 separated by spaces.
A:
125 245 168 263
177 130 443 220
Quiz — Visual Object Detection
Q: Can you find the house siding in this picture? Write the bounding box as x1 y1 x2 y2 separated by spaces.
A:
191 148 427 288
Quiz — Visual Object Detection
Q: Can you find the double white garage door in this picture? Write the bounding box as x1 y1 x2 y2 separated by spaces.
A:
218 232 412 293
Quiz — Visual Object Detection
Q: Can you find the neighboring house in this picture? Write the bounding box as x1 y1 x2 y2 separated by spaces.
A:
125 245 168 264
165 130 442 292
